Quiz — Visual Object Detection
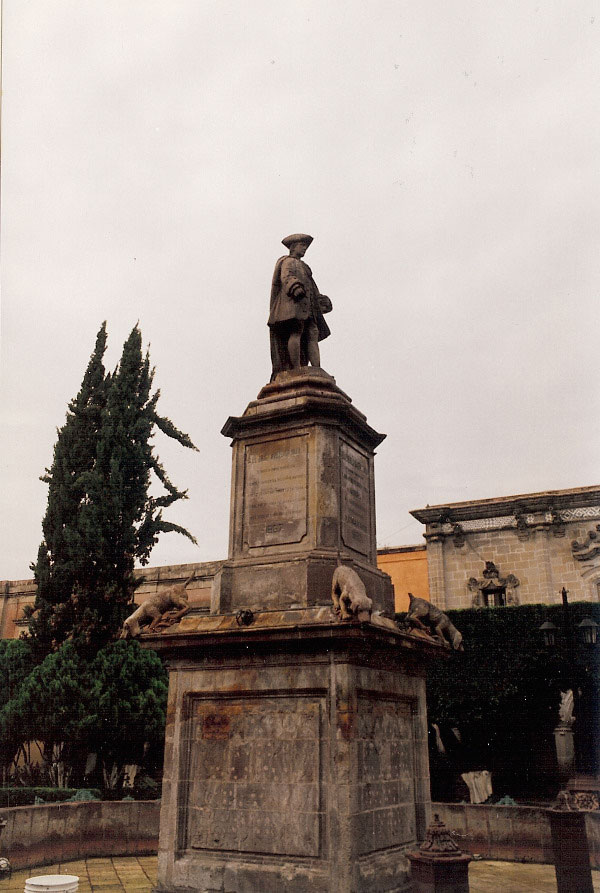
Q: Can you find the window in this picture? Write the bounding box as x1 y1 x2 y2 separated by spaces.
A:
483 586 506 608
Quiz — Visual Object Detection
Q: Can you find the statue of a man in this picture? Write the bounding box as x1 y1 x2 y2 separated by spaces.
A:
268 233 332 379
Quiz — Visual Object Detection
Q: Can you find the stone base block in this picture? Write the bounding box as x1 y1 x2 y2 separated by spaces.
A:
144 618 441 893
215 552 394 615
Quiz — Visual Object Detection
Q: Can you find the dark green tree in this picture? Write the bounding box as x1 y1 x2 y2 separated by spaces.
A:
416 603 600 801
26 323 109 656
74 325 197 650
82 639 168 789
0 643 91 785
0 639 35 772
26 323 197 656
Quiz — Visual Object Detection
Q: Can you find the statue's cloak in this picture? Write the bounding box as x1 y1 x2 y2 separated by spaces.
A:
268 255 331 341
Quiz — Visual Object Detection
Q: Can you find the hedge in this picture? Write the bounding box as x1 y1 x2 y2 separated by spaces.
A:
397 602 600 802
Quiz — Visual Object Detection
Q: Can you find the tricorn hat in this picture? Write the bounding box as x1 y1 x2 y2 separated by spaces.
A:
282 233 313 249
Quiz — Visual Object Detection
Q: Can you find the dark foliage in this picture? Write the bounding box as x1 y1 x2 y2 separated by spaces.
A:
26 323 109 656
402 602 600 802
4 322 193 788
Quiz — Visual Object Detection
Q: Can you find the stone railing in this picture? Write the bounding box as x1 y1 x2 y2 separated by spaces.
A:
0 800 160 871
433 802 600 868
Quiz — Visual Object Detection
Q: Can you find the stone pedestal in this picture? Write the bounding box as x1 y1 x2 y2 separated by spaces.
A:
216 368 395 617
554 723 575 776
145 611 439 892
142 368 442 892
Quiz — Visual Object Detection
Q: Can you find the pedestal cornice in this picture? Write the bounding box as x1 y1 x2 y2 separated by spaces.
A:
221 368 386 452
139 607 447 666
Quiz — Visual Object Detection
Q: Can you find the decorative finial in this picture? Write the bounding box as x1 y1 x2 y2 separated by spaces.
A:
418 814 463 855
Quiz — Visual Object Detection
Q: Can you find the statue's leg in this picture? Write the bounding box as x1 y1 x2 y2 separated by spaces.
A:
270 328 282 379
305 320 320 367
287 320 303 369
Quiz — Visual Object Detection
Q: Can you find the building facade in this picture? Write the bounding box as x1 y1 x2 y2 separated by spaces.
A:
411 486 600 610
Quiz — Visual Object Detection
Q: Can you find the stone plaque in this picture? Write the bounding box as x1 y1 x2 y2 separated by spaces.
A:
340 441 371 555
243 436 308 548
355 697 416 855
184 694 323 858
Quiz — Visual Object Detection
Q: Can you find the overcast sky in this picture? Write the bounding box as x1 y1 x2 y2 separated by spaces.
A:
1 1 599 581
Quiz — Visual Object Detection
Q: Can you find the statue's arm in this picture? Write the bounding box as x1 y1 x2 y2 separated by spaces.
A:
280 257 306 300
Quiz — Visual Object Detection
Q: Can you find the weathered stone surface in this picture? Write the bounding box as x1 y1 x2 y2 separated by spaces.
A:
0 801 159 871
146 621 440 892
144 353 437 891
218 368 394 616
185 696 322 858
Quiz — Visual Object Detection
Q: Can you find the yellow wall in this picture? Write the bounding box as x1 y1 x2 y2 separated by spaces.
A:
377 545 429 613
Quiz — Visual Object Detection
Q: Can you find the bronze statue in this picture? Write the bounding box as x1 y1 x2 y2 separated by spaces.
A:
268 233 332 379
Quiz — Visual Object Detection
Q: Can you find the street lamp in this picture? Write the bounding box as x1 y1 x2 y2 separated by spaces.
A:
540 620 559 647
577 617 599 646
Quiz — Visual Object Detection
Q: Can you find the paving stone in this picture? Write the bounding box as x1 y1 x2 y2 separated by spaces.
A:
2 858 600 893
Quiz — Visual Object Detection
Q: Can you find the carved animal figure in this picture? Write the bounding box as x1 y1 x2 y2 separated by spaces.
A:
120 573 194 639
406 593 464 650
331 565 372 621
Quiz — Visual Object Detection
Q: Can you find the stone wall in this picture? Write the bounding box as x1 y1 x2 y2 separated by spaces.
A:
0 800 160 871
0 561 223 640
433 802 600 868
431 521 598 610
3 798 599 873
0 549 428 638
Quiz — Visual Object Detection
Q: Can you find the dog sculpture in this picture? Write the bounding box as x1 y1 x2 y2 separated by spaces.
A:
120 573 194 639
331 565 373 621
405 592 463 650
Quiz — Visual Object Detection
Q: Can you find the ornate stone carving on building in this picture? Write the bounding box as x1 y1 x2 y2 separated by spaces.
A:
549 506 566 537
451 523 465 548
468 561 520 608
572 524 600 562
514 511 530 541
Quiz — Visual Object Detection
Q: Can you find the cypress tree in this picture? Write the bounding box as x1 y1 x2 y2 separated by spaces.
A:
26 323 109 656
76 324 197 650
27 323 197 656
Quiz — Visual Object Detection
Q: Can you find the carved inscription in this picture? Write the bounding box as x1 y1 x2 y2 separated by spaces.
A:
243 437 308 548
355 697 416 855
340 442 371 555
185 695 323 857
